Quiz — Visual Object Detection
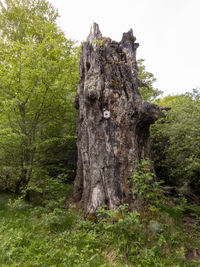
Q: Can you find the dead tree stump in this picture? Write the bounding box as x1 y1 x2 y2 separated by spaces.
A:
73 23 169 216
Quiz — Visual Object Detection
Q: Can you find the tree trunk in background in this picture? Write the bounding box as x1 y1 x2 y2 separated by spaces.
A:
73 23 169 216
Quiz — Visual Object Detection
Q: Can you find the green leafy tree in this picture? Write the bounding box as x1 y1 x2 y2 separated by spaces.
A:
137 59 162 102
0 0 79 193
151 89 200 192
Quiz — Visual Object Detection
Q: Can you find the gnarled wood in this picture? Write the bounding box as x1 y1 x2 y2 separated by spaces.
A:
73 23 167 216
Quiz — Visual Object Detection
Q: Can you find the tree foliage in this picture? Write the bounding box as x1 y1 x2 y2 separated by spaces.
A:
151 89 200 193
137 59 162 102
0 0 79 193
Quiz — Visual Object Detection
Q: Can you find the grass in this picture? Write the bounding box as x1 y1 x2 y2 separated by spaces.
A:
0 193 107 266
0 178 200 266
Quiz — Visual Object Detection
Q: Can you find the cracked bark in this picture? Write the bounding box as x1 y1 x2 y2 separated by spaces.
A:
73 23 169 216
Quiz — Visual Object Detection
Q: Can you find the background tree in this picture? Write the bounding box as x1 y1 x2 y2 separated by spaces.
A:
151 89 200 193
137 59 162 102
0 0 79 194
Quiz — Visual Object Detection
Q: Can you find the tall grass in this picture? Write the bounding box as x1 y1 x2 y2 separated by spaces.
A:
0 166 200 266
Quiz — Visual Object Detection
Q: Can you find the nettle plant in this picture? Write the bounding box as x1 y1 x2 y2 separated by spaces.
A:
131 160 164 209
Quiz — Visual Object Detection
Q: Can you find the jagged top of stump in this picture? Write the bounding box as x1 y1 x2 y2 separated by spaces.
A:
87 23 103 43
86 22 138 48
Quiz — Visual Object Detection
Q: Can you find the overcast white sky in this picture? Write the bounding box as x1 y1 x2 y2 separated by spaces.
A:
49 0 200 96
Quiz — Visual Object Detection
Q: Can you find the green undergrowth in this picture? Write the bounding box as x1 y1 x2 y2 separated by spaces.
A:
0 164 200 266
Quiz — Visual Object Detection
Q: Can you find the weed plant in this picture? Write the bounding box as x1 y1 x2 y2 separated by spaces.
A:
0 163 200 266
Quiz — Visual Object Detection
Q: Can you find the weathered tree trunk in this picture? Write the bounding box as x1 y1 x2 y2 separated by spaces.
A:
73 23 169 216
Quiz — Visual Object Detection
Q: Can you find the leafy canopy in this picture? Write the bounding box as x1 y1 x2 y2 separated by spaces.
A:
151 89 200 192
137 59 162 102
0 0 79 192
